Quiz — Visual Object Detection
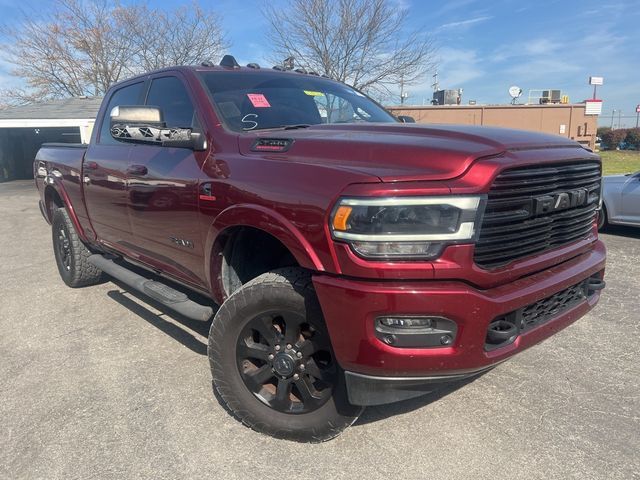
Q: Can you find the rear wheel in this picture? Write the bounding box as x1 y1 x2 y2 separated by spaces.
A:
51 207 102 287
208 267 362 442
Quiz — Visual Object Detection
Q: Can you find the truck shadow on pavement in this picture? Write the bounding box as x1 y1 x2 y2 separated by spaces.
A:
354 374 486 426
101 272 490 425
106 278 212 356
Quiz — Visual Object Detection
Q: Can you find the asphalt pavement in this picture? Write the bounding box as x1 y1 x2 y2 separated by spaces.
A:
1 180 638 480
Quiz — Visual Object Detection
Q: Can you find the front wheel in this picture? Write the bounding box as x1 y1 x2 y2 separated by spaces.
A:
208 267 362 442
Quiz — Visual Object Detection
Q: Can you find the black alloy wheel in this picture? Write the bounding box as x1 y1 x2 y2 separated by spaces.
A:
236 310 336 414
51 207 103 287
208 267 363 442
56 224 72 271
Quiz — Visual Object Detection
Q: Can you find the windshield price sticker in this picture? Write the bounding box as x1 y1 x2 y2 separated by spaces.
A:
304 90 324 96
247 93 271 108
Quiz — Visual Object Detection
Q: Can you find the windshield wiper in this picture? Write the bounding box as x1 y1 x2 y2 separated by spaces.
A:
250 124 313 132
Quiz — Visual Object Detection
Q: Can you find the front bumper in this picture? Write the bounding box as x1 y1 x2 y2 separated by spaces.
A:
344 366 498 406
313 241 606 405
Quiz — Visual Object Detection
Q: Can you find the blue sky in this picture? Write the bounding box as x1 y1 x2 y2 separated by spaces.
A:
1 0 639 126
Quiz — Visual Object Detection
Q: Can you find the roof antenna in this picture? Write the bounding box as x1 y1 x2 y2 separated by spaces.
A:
219 55 240 68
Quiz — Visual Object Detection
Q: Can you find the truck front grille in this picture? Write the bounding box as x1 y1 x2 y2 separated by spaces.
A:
474 161 601 269
520 281 587 329
484 275 600 351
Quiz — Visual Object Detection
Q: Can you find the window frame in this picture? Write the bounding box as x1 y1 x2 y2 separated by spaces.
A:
96 79 147 145
144 73 198 129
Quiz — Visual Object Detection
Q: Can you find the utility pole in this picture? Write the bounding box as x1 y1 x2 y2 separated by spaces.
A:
611 109 616 129
618 110 622 129
430 71 439 105
400 75 408 105
636 104 640 128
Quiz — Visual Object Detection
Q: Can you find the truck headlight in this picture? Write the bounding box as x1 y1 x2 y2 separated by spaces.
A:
330 196 485 260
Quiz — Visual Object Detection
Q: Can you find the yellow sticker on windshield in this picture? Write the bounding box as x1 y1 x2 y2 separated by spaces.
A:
304 90 325 96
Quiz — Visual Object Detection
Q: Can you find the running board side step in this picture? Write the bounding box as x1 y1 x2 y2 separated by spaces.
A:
88 254 214 322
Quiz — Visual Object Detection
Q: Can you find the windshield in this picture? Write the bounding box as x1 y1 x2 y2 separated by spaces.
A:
199 71 396 132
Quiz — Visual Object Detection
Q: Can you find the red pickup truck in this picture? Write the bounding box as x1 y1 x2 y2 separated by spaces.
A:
35 56 606 442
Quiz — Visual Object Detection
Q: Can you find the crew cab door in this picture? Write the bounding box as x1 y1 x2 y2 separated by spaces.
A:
125 74 207 286
620 173 640 224
83 80 145 246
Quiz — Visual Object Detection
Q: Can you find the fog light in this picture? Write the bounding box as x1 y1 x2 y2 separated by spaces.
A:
379 317 434 328
375 315 458 348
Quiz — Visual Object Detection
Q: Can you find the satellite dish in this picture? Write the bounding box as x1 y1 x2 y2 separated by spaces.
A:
509 86 523 99
509 85 523 104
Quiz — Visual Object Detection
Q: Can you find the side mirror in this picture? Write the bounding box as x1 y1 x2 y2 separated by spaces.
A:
397 115 416 123
110 105 206 150
110 105 164 128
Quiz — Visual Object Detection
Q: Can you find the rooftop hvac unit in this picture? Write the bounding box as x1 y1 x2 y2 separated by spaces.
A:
432 89 462 105
540 89 562 104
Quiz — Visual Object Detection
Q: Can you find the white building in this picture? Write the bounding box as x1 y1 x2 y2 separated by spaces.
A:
0 97 102 182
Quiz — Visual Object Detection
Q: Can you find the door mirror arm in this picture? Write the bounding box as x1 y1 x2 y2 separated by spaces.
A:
161 128 206 151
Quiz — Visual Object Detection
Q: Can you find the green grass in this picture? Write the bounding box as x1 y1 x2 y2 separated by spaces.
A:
597 150 640 176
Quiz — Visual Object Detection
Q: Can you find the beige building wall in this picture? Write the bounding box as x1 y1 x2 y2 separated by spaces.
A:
387 104 597 149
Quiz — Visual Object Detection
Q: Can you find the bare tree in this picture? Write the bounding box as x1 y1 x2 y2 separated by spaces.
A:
116 3 228 73
0 0 228 104
264 0 436 98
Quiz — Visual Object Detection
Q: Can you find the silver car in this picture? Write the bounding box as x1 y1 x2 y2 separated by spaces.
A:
598 171 640 229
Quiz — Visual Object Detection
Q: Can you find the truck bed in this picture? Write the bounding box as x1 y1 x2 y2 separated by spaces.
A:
34 143 89 235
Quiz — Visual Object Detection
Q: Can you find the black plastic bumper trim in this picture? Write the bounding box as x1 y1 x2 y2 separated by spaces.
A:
344 365 497 406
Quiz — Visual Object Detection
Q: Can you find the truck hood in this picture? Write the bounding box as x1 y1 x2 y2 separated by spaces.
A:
238 123 582 182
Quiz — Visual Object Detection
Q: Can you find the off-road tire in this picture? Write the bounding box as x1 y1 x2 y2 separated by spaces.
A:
208 267 363 442
51 207 102 287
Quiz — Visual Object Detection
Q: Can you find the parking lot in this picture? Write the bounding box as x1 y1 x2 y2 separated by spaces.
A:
1 180 638 480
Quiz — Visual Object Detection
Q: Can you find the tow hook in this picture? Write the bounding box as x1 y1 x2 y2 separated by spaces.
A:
586 278 606 294
486 320 518 345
